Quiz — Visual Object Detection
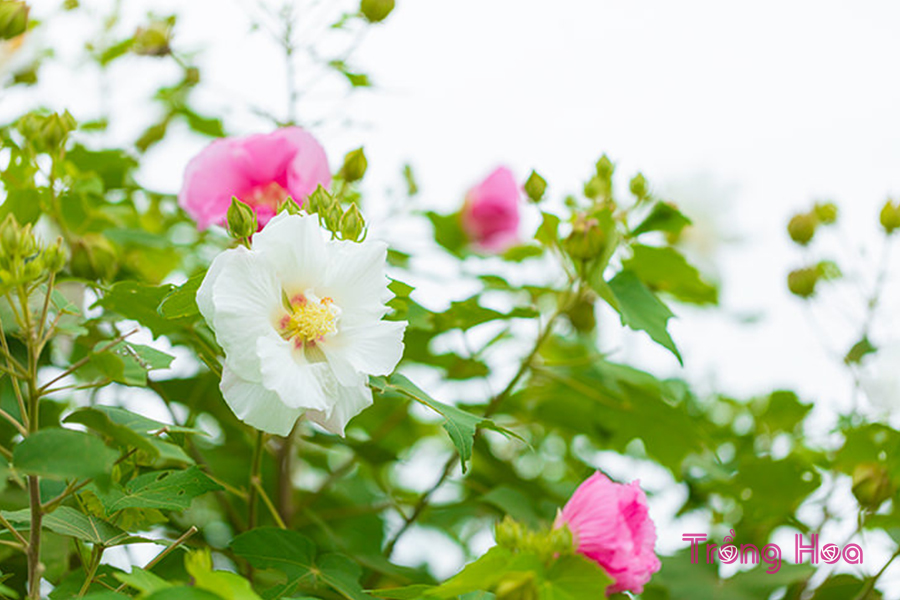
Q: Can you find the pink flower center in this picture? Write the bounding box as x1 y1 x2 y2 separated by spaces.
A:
244 181 290 211
279 292 340 348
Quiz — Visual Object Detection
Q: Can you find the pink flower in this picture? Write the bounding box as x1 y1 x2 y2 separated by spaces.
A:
179 127 331 229
555 472 660 596
461 166 520 251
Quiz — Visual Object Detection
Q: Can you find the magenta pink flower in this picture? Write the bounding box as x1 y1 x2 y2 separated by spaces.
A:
555 472 660 596
179 127 331 229
461 166 520 251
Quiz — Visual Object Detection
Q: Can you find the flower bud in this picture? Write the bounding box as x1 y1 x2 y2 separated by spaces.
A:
787 267 819 298
495 516 524 549
39 111 76 151
339 203 365 241
814 201 838 225
360 0 394 23
852 463 893 511
524 170 547 203
340 147 368 183
0 1 28 41
227 197 257 240
880 199 900 234
70 234 117 282
132 19 172 57
42 240 67 273
566 296 597 333
595 154 614 179
0 214 22 257
278 197 301 215
563 214 606 261
629 172 648 200
306 185 332 215
787 212 817 245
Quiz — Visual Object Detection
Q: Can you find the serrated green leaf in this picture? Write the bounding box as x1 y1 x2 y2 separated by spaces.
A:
99 466 222 512
539 555 613 599
631 201 691 236
2 506 140 546
114 568 173 595
13 428 118 480
159 272 205 319
623 244 717 305
64 407 159 457
607 270 682 364
186 549 261 600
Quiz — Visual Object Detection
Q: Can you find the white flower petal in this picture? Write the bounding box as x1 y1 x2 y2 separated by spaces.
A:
207 248 281 380
326 320 406 376
252 213 327 291
320 239 392 323
306 381 373 436
257 334 331 411
220 365 302 436
196 248 231 324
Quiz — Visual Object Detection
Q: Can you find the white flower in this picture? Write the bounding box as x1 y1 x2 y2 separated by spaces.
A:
196 213 407 436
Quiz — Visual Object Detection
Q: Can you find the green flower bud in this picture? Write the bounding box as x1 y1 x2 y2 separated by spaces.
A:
629 172 648 200
563 214 607 260
339 203 365 241
852 462 893 511
595 154 614 179
340 147 368 182
787 212 817 245
227 197 257 240
21 256 42 281
583 176 603 200
566 296 596 333
360 0 394 23
0 1 28 41
0 214 21 257
278 197 301 215
495 516 524 549
787 267 819 298
42 240 67 273
40 111 76 151
814 201 838 225
132 19 172 57
306 185 332 215
70 234 118 282
880 199 900 234
184 66 200 86
524 170 547 203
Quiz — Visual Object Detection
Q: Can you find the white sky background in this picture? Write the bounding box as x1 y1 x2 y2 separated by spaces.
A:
11 0 900 595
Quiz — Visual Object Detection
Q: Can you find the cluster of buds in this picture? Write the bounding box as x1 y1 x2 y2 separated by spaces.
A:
493 516 575 600
564 212 608 261
787 201 838 246
787 260 840 298
305 185 366 242
0 215 66 290
16 110 77 155
583 154 615 201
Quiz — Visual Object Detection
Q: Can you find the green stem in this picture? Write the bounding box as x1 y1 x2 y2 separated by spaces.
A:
76 545 103 598
247 430 265 530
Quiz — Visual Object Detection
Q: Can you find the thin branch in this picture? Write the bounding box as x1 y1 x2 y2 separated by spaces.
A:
38 328 138 394
0 512 28 547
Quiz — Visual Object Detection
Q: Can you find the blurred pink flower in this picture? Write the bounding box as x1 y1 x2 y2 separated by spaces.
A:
179 127 331 229
555 472 660 596
461 166 520 251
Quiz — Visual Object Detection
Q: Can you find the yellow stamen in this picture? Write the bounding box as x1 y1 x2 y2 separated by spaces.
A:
280 294 338 345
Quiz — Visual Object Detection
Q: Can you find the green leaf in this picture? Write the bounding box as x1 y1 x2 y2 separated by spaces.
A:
97 281 194 337
98 466 222 512
90 340 173 386
230 528 373 600
186 549 261 600
539 555 613 599
607 270 682 364
13 428 118 480
631 201 691 236
623 245 717 305
371 374 519 472
64 407 160 457
114 568 173 595
535 212 560 247
159 272 205 319
90 405 203 435
145 588 224 600
426 211 467 256
2 506 139 546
